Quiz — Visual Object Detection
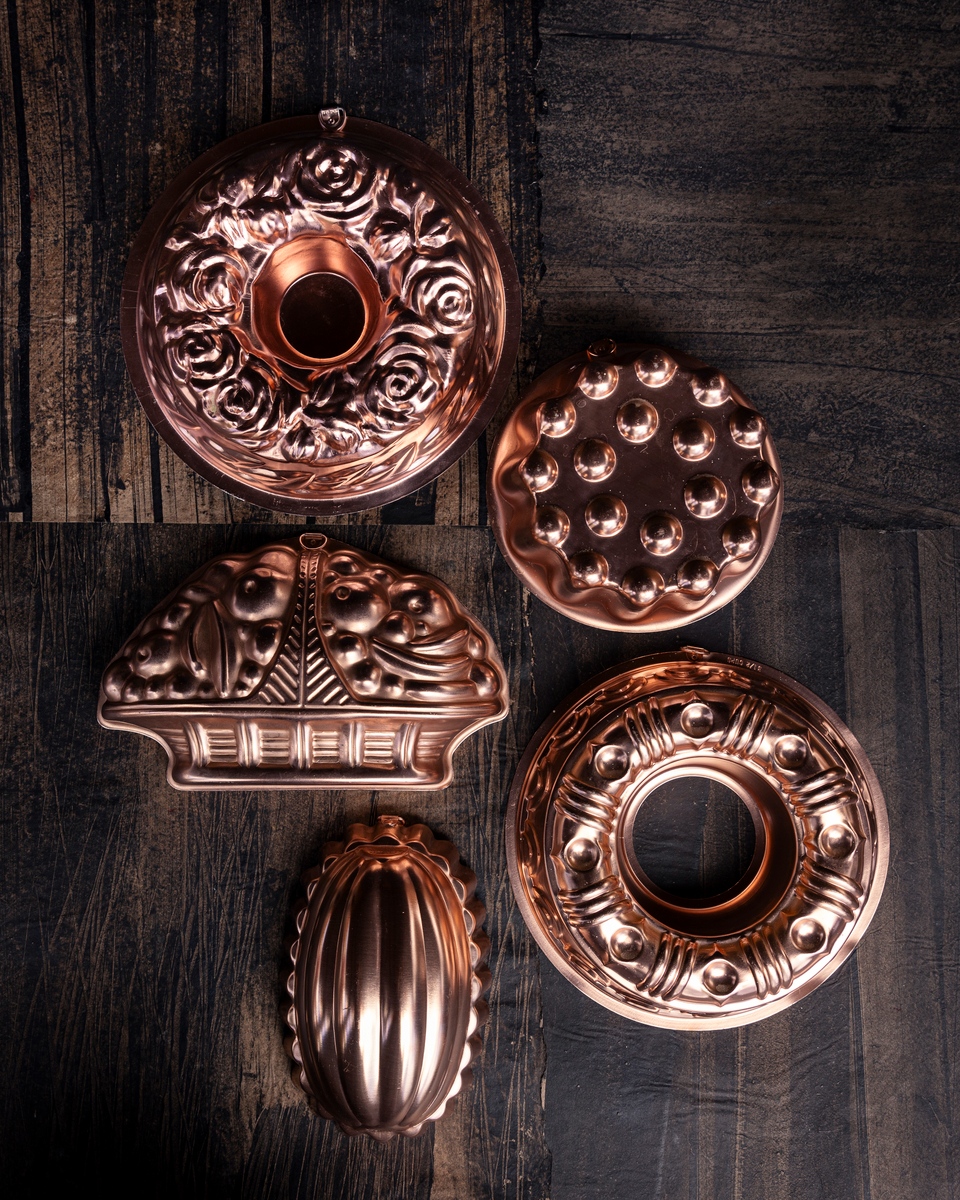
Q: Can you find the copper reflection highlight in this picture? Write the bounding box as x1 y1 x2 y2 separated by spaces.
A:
507 648 889 1029
286 816 489 1141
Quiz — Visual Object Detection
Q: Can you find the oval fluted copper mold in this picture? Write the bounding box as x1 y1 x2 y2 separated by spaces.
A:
285 815 489 1140
97 533 508 788
489 341 783 631
507 649 888 1028
122 108 520 514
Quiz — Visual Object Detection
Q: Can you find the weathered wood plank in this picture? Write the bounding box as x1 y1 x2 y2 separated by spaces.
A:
0 0 31 517
538 0 960 527
839 528 959 1200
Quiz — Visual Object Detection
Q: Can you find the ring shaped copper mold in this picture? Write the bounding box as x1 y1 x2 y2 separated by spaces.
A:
122 108 520 514
286 816 489 1141
489 340 782 631
507 649 888 1028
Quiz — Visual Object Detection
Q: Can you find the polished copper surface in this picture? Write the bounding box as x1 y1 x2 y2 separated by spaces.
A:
489 341 783 631
122 108 520 514
507 648 888 1028
98 533 507 788
285 815 489 1140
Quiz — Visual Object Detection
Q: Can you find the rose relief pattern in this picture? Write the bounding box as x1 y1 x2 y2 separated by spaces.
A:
145 134 496 484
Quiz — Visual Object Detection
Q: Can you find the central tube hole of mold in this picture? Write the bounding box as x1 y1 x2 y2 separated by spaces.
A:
632 777 756 900
279 272 367 361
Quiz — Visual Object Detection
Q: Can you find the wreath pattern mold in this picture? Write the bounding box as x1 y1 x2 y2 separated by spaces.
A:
507 649 888 1028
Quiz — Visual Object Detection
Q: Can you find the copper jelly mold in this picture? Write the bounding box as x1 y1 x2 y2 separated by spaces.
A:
286 816 489 1140
489 340 782 631
122 108 520 514
98 533 508 788
507 649 888 1028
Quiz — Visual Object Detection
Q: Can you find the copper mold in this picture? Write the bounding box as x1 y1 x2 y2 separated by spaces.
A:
122 108 520 514
98 533 508 788
507 648 888 1028
285 815 489 1140
489 340 783 631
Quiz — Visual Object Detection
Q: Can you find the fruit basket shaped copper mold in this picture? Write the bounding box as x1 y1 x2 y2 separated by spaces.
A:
286 816 489 1140
98 533 507 788
122 108 520 514
507 648 888 1028
489 340 782 631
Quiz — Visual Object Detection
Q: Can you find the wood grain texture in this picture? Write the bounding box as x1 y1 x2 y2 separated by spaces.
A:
538 0 960 528
0 523 550 1199
0 0 539 523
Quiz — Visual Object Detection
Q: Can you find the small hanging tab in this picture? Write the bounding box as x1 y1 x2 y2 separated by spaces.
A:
317 107 347 136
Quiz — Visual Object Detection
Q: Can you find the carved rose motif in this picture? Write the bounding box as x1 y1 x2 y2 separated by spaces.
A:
365 185 455 263
145 130 500 479
170 246 247 316
361 337 441 432
208 364 280 432
168 325 241 389
406 259 475 335
300 379 366 457
296 142 374 215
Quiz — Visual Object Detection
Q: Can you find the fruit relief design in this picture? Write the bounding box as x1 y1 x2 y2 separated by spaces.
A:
98 534 508 789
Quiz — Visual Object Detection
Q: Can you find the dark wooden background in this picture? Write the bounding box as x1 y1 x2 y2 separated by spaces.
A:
1 2 958 1198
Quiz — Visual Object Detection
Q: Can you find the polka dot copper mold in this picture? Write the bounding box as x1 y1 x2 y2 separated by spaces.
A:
489 341 783 631
507 648 889 1028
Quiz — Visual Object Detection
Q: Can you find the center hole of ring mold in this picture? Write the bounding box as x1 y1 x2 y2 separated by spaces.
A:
279 272 367 361
618 758 798 939
632 777 756 900
251 233 382 369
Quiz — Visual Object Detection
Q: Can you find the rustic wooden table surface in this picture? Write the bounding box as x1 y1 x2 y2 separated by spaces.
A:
1 2 957 1198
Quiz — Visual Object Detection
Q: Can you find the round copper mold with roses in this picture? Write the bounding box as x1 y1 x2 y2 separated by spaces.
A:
122 108 520 514
97 532 508 788
507 649 888 1028
489 341 783 630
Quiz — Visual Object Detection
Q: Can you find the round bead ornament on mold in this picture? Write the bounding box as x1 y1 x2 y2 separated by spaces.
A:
506 648 889 1029
488 340 783 631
